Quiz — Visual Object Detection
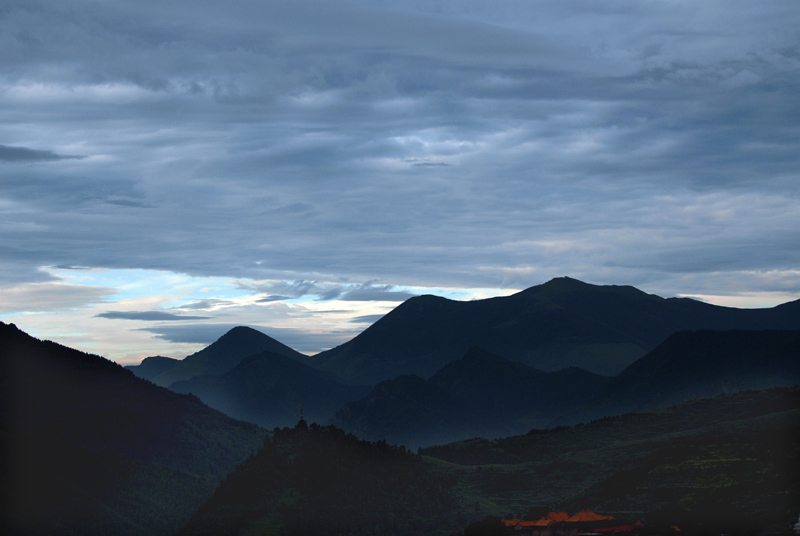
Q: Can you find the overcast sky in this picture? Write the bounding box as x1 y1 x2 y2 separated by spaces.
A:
2 0 799 363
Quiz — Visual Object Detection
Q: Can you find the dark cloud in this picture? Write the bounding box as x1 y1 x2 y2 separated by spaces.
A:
317 288 344 301
411 161 450 167
256 295 292 303
351 314 385 324
338 284 417 302
0 145 84 163
0 281 115 314
177 299 235 310
96 311 210 321
139 324 236 345
242 281 415 302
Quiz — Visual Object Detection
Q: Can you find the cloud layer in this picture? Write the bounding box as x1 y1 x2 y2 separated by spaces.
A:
2 0 799 360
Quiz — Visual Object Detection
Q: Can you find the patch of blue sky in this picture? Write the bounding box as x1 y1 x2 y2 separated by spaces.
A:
401 286 516 302
49 267 250 306
46 266 516 311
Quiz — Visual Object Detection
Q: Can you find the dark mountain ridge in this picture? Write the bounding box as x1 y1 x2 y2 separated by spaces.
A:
330 329 800 448
311 277 800 385
566 329 800 424
0 322 267 535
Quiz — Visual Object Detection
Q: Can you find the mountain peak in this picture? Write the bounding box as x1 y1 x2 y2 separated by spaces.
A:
151 325 305 387
216 325 269 343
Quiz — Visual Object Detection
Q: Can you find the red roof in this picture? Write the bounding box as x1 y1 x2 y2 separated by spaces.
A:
565 510 615 523
502 519 539 528
546 512 571 522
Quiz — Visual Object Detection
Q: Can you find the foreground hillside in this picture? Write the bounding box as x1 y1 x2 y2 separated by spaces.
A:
312 277 800 385
0 322 267 535
422 386 800 534
180 385 799 536
179 422 461 536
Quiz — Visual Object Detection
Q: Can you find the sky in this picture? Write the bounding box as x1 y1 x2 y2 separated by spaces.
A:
1 0 799 364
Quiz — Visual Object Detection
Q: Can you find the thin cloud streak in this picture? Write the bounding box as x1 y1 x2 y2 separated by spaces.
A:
96 311 210 321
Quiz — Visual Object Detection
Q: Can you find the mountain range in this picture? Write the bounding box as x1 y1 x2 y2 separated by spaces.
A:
331 331 800 447
3 278 800 536
310 276 800 384
330 347 610 447
122 277 800 447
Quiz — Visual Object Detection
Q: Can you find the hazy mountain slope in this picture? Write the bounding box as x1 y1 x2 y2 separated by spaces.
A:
170 350 369 428
331 374 470 448
565 329 800 424
152 326 307 387
125 355 180 380
429 347 609 426
332 329 800 447
0 322 267 536
332 347 610 448
312 277 800 385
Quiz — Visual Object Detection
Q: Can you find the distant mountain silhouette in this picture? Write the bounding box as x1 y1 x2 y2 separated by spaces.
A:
312 277 800 385
331 347 609 448
429 346 609 428
566 329 800 424
331 329 800 447
170 350 369 428
150 325 307 386
0 322 266 535
125 354 179 380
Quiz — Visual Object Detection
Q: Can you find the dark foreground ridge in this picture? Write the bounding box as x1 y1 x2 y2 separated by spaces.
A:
0 322 267 535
